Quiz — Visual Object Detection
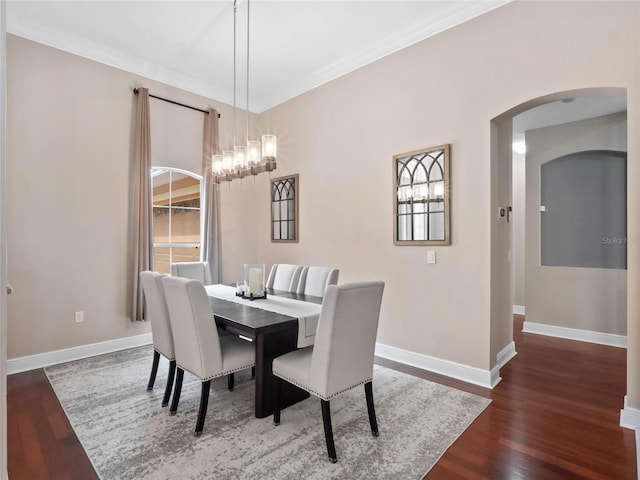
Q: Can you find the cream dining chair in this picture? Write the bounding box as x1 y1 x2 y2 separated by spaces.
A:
171 261 213 285
139 271 176 408
296 266 339 298
266 264 303 292
272 281 385 462
171 260 239 337
162 276 255 436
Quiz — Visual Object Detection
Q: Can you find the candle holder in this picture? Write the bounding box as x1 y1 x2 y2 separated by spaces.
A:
242 263 266 299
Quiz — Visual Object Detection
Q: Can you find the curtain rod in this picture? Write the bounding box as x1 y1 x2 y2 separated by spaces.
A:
133 88 221 118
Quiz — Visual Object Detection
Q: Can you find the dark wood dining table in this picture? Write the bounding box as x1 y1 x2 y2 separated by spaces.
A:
208 288 323 418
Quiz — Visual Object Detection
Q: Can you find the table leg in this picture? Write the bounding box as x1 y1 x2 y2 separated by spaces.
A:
254 325 310 418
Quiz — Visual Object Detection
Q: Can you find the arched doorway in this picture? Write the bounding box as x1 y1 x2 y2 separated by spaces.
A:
488 88 629 393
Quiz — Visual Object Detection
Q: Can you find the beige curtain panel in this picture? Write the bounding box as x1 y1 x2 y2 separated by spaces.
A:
202 108 222 283
131 87 153 321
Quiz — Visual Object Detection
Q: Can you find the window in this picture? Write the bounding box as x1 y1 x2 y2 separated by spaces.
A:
271 174 299 242
393 144 450 245
152 168 202 274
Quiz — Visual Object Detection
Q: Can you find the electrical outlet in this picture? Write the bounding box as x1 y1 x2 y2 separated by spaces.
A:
75 311 84 324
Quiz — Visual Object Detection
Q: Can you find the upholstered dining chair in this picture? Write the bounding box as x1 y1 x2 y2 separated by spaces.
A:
162 276 255 436
266 264 303 292
272 281 385 463
171 260 236 338
139 271 176 408
171 261 212 285
296 266 339 298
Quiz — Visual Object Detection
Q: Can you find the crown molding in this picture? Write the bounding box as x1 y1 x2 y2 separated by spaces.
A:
8 1 509 113
6 15 234 108
259 0 510 112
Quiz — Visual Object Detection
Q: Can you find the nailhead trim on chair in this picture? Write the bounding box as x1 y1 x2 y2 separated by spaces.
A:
273 372 372 401
178 363 255 382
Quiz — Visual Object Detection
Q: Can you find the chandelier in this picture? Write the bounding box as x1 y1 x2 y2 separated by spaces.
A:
212 0 276 184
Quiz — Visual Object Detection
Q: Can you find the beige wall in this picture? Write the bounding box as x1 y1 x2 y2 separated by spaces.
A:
222 1 639 375
512 151 526 308
1 1 8 476
524 112 627 335
4 35 243 358
490 117 515 365
4 1 640 405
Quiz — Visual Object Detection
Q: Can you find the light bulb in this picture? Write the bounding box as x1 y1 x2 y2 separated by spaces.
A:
212 154 223 175
222 150 234 172
247 140 261 165
261 134 277 161
234 146 247 169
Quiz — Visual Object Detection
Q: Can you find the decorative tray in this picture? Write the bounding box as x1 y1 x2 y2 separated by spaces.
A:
236 291 267 301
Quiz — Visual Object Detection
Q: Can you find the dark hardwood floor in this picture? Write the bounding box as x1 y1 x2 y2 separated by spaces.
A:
8 315 637 479
8 369 99 480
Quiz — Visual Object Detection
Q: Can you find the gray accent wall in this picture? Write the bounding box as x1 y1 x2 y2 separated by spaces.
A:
525 112 627 336
540 150 626 270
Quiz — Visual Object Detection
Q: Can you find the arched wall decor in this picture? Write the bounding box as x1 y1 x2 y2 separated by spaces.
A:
271 174 299 242
393 144 450 245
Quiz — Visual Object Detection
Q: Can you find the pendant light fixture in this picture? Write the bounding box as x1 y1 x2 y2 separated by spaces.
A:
212 0 277 184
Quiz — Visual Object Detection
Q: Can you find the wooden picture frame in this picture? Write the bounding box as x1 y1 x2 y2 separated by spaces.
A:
271 174 299 243
393 144 450 246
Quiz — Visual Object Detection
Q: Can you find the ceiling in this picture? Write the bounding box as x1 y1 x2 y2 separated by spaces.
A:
7 0 508 112
513 95 627 134
513 95 628 145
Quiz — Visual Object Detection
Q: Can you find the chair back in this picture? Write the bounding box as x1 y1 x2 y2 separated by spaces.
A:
171 261 212 286
309 281 384 399
267 264 303 292
162 276 223 379
297 266 339 297
140 271 174 360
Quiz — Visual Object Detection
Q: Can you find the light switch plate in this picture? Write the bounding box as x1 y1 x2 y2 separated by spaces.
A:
427 251 436 264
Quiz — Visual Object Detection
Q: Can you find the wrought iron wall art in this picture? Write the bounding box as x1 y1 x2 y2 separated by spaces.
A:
271 174 299 242
393 144 450 245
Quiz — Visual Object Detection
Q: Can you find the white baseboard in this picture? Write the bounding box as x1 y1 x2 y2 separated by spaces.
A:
522 321 626 348
620 396 640 430
7 333 153 374
375 342 494 389
496 341 517 369
489 341 517 388
620 397 640 480
513 305 525 315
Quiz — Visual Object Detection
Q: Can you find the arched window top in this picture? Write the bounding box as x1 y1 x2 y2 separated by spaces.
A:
152 166 202 182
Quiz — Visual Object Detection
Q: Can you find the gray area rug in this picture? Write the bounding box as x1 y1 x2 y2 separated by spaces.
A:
45 346 490 480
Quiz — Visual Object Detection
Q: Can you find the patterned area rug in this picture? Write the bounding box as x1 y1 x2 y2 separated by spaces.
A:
45 346 490 480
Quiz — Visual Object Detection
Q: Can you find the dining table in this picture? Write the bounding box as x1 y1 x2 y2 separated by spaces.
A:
205 284 323 418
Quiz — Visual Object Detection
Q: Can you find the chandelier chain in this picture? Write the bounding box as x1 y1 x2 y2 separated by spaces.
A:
246 0 250 146
232 0 237 149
